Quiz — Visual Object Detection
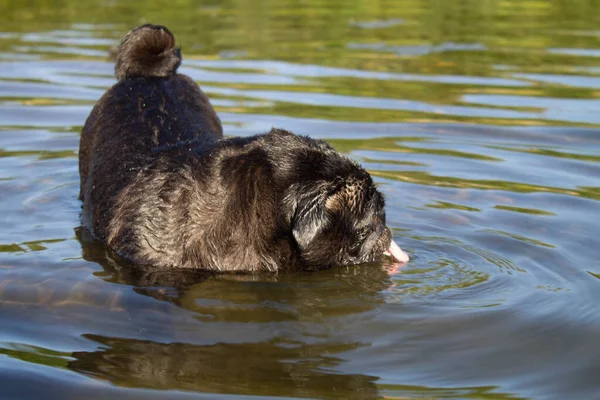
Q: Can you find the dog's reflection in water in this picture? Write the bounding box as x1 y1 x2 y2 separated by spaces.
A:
75 227 395 398
69 335 380 399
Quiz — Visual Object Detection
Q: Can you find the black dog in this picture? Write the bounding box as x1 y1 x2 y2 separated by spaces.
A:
79 24 409 272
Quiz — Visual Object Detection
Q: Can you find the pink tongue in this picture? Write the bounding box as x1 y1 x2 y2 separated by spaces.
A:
386 240 409 263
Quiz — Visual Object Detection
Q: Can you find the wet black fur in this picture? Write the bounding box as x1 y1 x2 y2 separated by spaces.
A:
79 24 394 272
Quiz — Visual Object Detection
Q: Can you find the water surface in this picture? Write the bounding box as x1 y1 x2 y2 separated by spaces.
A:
1 1 600 399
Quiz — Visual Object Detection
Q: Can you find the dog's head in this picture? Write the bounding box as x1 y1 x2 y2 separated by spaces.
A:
282 155 408 270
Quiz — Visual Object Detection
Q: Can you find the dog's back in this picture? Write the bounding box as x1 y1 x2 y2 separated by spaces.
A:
79 24 222 240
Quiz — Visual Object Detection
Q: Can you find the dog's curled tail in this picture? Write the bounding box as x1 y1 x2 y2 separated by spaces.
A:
115 24 181 80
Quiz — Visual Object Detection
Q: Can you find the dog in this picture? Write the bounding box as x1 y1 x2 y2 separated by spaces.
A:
79 24 409 272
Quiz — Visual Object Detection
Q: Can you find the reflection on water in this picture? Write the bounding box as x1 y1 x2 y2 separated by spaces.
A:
69 335 379 399
1 0 600 399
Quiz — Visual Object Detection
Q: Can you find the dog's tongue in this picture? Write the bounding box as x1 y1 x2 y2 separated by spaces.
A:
385 240 409 263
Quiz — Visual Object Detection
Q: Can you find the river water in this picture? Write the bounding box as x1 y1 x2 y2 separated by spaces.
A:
1 1 599 399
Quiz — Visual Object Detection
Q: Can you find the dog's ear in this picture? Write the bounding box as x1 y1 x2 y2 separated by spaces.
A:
283 183 333 251
283 179 368 251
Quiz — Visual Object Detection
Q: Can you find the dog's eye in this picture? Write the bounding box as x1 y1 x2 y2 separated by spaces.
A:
353 228 370 246
357 228 368 240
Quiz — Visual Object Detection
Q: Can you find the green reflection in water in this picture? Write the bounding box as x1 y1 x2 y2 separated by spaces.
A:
427 201 481 212
0 239 67 253
536 284 566 292
235 101 598 126
489 146 600 163
371 170 600 201
0 97 94 106
0 343 72 369
494 205 556 216
0 244 25 253
480 229 555 249
378 383 526 400
328 137 502 161
579 186 600 198
0 149 77 160
23 238 67 252
361 157 427 167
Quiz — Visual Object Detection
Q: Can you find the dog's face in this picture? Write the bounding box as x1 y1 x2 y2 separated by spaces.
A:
284 175 396 269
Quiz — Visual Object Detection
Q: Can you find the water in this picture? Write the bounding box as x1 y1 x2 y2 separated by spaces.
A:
1 0 599 399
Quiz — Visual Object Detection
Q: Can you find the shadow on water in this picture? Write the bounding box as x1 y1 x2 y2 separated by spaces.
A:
68 335 380 399
65 335 526 400
68 228 386 399
76 226 393 320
